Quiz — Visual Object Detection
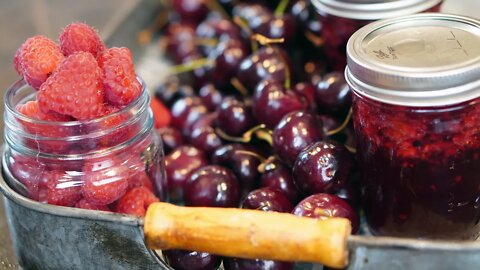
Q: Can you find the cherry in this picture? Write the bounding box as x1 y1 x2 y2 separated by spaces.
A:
224 258 294 270
253 80 308 129
157 126 184 155
170 96 208 136
255 14 297 47
181 53 212 89
292 193 359 234
154 78 195 109
242 187 293 213
216 96 255 136
293 141 352 195
272 111 324 166
232 3 272 32
196 17 243 56
172 0 208 24
184 165 240 207
260 160 300 203
211 144 263 193
163 249 221 270
237 46 293 92
315 71 352 115
210 39 250 89
199 84 223 112
165 145 208 201
293 82 317 111
188 113 223 156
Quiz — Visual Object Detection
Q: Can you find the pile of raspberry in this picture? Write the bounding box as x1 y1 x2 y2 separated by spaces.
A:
10 22 162 217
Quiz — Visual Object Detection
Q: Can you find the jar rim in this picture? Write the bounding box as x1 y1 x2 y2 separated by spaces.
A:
311 0 442 20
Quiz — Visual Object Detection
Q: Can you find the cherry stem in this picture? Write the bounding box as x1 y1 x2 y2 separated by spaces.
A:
215 124 272 145
273 46 292 89
193 38 219 47
204 0 231 19
251 34 285 46
257 155 277 174
345 145 357 154
169 58 214 74
234 150 266 162
305 31 324 47
230 77 249 97
233 16 257 53
274 0 290 16
325 108 353 136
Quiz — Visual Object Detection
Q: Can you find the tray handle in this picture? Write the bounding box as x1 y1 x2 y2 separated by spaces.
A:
144 202 351 269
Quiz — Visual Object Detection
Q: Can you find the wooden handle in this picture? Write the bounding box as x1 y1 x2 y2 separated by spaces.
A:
144 202 351 269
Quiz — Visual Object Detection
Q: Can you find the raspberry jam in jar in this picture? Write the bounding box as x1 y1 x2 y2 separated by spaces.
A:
311 0 443 71
346 14 480 239
3 79 167 217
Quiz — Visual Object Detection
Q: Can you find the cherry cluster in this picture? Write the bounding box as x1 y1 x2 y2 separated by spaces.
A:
154 1 361 269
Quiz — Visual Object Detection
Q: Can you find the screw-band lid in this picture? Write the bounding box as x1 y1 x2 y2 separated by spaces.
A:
311 0 443 20
346 13 480 107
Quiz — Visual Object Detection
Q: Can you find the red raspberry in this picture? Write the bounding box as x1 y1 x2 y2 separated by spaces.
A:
42 169 82 206
93 105 132 147
13 47 23 76
115 187 159 217
75 199 110 212
37 52 105 120
97 47 141 106
128 171 154 191
8 152 46 201
59 22 105 56
17 35 64 89
150 98 171 129
82 157 129 205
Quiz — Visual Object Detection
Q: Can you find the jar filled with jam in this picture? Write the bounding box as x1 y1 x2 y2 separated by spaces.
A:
346 14 480 240
311 0 443 71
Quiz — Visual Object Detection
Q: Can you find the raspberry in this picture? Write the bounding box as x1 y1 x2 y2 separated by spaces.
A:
75 199 110 212
97 47 141 106
8 152 46 200
82 158 129 205
42 169 82 206
115 187 159 217
37 52 105 120
13 47 23 76
128 171 154 191
17 35 64 89
150 98 171 129
93 105 132 147
59 22 105 56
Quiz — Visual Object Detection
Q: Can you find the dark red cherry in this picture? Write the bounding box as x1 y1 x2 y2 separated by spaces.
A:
232 3 272 32
154 78 195 109
242 187 293 213
272 111 324 166
292 193 359 234
216 96 255 136
172 0 208 23
196 18 243 55
165 145 208 201
164 23 197 63
253 80 308 129
255 14 297 47
237 46 292 92
199 84 223 112
293 141 352 195
315 71 352 115
171 96 209 136
224 257 294 270
163 249 221 270
293 82 317 110
181 53 212 89
210 39 250 89
157 127 184 155
188 113 223 156
211 144 263 193
260 161 300 203
184 165 240 207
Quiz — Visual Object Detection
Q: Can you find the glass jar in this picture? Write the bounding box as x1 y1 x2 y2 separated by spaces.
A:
311 0 443 71
346 14 480 239
3 78 167 216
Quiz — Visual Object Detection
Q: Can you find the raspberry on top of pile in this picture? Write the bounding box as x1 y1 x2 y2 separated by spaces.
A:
13 22 142 121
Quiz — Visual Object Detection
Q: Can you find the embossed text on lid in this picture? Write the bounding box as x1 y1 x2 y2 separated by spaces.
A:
346 13 480 107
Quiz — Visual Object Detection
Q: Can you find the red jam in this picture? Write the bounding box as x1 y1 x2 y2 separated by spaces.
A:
353 94 480 239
